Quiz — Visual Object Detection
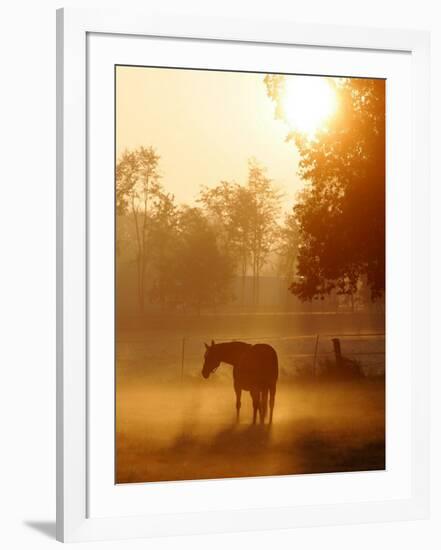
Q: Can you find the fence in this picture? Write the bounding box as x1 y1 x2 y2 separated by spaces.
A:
179 332 385 380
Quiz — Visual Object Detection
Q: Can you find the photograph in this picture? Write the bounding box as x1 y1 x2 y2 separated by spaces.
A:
115 65 386 484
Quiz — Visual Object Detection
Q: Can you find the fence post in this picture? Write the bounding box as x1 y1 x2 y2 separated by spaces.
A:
312 334 320 376
332 338 342 367
180 337 186 382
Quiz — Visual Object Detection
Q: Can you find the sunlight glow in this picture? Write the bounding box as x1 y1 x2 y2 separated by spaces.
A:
282 77 337 138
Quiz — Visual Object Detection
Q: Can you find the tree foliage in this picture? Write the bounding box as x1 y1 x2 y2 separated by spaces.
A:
199 160 281 305
116 146 162 312
265 76 385 301
276 211 300 284
246 160 282 303
117 147 294 312
146 190 180 308
172 207 234 312
117 148 234 312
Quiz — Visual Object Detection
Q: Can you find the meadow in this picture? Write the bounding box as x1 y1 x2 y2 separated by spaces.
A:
116 312 385 483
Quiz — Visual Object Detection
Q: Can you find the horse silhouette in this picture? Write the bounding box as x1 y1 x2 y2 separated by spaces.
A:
202 340 278 424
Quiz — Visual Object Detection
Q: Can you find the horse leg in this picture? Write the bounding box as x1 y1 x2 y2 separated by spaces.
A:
234 385 242 422
269 385 276 424
260 388 269 424
258 391 263 424
251 390 259 425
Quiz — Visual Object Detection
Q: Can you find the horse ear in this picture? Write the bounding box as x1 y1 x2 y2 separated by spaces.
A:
211 339 215 346
204 343 209 350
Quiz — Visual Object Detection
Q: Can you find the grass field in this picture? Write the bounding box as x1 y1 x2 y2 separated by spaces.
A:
116 316 385 484
116 379 385 483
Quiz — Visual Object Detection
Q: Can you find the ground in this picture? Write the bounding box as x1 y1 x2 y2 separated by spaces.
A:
116 378 385 483
116 311 385 483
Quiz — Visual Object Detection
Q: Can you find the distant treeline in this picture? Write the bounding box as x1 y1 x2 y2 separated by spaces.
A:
116 152 298 313
116 149 379 315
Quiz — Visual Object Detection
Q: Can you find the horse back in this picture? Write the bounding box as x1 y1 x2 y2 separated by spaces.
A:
234 343 278 389
250 344 278 379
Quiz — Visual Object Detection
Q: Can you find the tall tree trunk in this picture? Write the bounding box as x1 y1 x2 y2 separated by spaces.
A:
256 263 260 307
139 177 149 314
131 196 143 313
252 252 256 307
241 252 246 307
255 241 262 307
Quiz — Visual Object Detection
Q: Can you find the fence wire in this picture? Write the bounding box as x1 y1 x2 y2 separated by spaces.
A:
180 332 385 380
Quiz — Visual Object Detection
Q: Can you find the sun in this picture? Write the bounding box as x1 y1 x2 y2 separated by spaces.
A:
281 76 337 138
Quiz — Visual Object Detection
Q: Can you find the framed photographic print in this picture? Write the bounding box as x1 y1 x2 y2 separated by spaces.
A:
56 8 430 543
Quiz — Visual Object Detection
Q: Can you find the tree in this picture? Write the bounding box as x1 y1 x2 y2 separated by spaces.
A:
199 160 282 306
173 207 234 312
199 181 251 304
277 211 300 287
265 76 385 301
198 180 242 257
146 190 180 308
246 160 282 305
116 146 162 312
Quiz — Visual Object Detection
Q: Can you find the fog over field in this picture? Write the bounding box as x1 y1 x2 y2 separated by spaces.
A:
116 379 385 484
116 313 385 483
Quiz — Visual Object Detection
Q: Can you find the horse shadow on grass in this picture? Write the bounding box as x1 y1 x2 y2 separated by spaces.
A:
166 416 385 478
167 422 272 458
208 423 272 456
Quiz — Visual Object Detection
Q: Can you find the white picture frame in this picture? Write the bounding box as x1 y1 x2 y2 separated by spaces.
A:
56 7 430 543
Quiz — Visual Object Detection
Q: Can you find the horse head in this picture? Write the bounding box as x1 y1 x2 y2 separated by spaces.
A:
202 340 220 379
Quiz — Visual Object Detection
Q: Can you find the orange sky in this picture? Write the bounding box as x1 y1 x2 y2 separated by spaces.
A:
116 66 303 210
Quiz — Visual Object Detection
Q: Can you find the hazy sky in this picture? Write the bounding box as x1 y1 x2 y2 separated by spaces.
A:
116 66 303 209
